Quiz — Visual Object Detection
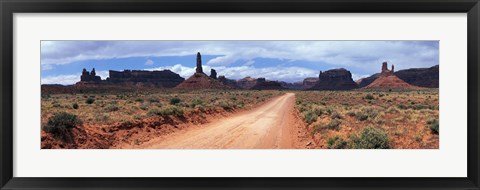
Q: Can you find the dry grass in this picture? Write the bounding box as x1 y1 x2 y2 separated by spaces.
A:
41 89 284 126
295 89 439 149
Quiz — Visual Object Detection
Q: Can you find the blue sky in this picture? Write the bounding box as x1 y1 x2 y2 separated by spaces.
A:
41 41 439 85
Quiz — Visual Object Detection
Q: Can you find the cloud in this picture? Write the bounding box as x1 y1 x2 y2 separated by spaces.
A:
145 59 154 65
351 73 371 81
244 60 255 66
41 70 110 85
41 74 79 85
41 41 439 75
148 64 317 83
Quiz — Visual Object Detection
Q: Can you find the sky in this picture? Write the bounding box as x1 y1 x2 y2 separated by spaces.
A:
41 41 439 85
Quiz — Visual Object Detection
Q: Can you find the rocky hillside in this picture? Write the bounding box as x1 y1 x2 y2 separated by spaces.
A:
357 65 439 88
364 62 420 89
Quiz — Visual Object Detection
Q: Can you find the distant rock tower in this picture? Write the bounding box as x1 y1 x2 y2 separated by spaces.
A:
80 68 101 82
196 52 203 73
380 62 395 77
210 69 217 79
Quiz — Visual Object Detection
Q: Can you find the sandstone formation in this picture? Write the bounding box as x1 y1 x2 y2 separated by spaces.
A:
175 52 230 89
79 68 101 83
106 70 184 88
356 73 380 88
364 62 420 89
395 65 439 88
75 67 184 88
279 81 304 90
218 75 240 88
237 77 258 89
380 62 395 77
308 68 358 90
250 78 286 90
210 69 217 79
357 64 439 88
302 77 319 89
196 52 203 73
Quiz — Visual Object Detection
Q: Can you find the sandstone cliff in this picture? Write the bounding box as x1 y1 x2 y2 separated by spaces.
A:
308 68 358 90
250 78 286 90
395 65 439 88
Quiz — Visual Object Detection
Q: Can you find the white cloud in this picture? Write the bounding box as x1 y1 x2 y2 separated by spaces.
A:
351 73 371 81
41 41 439 75
41 70 110 85
41 74 79 85
148 64 317 83
244 60 255 66
145 59 154 65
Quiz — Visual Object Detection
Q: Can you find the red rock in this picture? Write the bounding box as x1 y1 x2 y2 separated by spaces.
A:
364 62 420 89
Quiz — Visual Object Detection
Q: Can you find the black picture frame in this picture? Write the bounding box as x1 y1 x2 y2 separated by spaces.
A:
1 0 479 189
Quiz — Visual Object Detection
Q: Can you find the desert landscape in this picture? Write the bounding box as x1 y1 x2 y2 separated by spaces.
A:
41 41 439 149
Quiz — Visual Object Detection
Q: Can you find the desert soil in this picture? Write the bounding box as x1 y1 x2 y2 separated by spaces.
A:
131 93 306 149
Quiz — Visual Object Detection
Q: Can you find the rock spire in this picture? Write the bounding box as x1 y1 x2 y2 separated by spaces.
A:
196 52 203 73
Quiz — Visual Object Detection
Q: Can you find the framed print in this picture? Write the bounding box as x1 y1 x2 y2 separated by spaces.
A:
1 0 479 189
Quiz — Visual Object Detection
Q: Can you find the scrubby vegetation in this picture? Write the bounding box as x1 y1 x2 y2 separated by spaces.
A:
295 90 439 149
349 127 390 149
42 90 284 126
42 112 82 142
85 97 95 104
429 121 439 134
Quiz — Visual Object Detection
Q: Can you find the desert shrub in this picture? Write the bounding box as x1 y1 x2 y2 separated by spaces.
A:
52 103 62 108
216 100 234 110
297 104 309 113
72 103 79 109
237 101 245 109
346 111 356 117
312 106 326 116
148 106 184 117
190 98 205 108
139 103 149 111
365 94 375 100
104 104 119 112
148 98 159 103
327 136 348 149
147 108 162 116
95 113 110 122
331 111 342 119
349 126 390 149
135 98 144 103
42 112 82 139
303 111 318 125
397 104 408 110
170 97 181 105
85 97 95 104
355 106 379 121
386 106 399 114
426 118 437 125
326 106 335 115
355 112 369 121
430 121 439 134
324 118 342 130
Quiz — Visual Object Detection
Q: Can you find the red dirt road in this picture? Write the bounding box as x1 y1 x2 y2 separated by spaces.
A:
137 93 303 149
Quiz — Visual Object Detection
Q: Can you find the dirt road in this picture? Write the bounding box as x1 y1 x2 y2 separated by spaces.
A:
138 93 301 149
